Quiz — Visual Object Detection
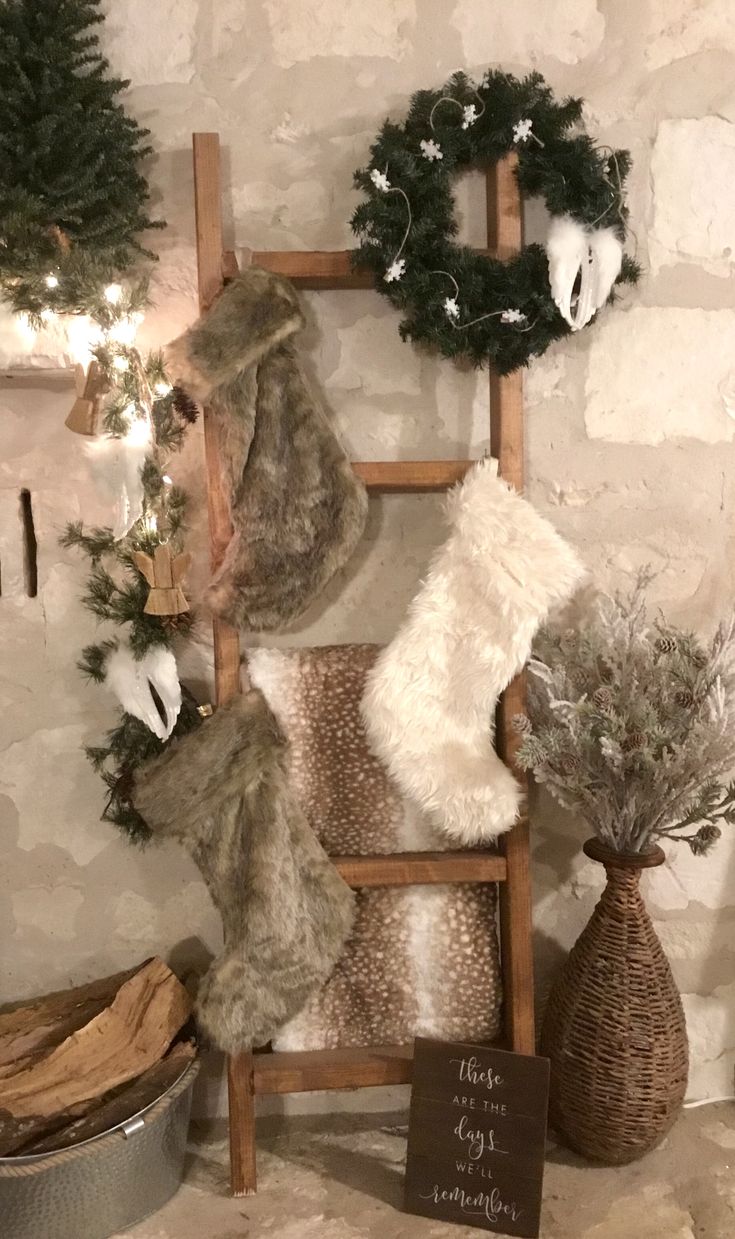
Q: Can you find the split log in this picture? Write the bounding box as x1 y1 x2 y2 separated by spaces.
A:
0 1099 93 1158
19 1041 196 1157
0 963 143 1072
0 958 191 1155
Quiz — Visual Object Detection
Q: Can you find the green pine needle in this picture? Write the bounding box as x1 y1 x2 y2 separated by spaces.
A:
0 0 164 317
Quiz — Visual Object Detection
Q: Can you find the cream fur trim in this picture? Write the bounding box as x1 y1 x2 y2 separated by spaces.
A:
361 460 586 844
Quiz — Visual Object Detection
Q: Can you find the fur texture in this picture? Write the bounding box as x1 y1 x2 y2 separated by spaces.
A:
361 459 586 844
247 643 502 1051
133 690 355 1052
166 268 367 631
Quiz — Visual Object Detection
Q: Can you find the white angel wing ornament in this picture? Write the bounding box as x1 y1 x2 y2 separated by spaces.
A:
546 215 624 332
546 215 589 329
106 646 182 740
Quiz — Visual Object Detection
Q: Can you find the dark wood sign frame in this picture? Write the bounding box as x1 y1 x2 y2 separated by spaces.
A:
405 1037 550 1237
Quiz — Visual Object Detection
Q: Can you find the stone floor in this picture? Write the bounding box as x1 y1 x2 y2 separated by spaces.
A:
117 1103 735 1239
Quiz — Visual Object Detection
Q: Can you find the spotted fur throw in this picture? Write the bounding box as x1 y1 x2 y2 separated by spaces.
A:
248 644 502 1050
165 267 368 631
133 690 355 1052
361 459 586 845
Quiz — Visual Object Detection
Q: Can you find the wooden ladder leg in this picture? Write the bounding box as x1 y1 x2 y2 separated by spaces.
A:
192 133 257 1194
228 1051 257 1195
487 155 536 1056
500 808 536 1055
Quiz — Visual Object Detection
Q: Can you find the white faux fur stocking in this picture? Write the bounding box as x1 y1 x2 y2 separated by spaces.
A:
361 459 585 845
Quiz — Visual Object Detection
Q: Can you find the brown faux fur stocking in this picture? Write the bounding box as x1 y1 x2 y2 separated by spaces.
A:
165 267 368 631
133 690 355 1052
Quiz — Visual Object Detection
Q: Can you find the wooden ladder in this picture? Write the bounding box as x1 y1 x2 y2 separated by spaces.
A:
191 132 534 1196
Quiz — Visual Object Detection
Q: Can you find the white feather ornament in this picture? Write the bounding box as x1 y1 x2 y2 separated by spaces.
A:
84 420 151 540
546 215 589 329
588 226 624 313
105 645 182 740
546 215 624 331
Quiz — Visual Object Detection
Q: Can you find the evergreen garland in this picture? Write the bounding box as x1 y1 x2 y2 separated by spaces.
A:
59 318 204 843
0 0 202 842
352 70 639 374
0 0 162 319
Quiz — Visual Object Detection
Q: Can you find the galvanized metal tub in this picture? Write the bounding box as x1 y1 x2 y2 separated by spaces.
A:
0 1057 199 1239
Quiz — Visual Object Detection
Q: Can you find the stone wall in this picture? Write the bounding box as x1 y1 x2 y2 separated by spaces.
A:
2 0 735 1106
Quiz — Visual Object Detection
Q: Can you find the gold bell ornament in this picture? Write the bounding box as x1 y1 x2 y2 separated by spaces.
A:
65 360 110 436
133 544 191 616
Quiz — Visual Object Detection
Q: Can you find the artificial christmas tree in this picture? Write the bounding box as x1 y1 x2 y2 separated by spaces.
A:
0 0 161 320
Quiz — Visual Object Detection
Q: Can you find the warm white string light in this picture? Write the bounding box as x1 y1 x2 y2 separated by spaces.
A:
428 90 486 133
431 269 535 332
369 169 413 284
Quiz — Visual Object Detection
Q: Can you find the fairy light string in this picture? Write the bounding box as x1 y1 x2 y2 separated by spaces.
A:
353 68 639 372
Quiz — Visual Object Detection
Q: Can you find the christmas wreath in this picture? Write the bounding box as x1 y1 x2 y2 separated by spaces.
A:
352 71 639 374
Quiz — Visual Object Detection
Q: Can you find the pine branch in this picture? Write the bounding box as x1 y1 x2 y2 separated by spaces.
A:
60 521 116 560
0 0 164 317
78 638 118 682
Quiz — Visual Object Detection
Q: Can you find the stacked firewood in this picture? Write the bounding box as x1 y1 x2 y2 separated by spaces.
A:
0 958 195 1157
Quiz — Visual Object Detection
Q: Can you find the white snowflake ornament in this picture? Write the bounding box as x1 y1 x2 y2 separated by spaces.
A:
513 118 533 144
385 258 406 283
461 105 478 130
370 169 391 192
420 138 443 161
444 297 460 321
501 309 527 324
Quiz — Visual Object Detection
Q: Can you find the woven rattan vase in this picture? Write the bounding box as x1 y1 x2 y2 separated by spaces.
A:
540 837 689 1165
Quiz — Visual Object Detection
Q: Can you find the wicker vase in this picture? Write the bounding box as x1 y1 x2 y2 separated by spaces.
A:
540 837 689 1165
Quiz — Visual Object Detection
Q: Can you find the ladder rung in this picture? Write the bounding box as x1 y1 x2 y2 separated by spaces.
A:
252 249 368 289
249 249 496 290
254 1044 414 1093
352 460 473 493
333 850 506 887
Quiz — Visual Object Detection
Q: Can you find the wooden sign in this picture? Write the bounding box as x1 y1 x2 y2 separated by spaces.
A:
404 1038 550 1238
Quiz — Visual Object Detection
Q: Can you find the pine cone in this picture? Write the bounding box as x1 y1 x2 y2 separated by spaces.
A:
622 730 646 752
172 385 199 424
512 713 532 736
593 686 615 710
689 823 721 856
558 753 581 775
674 688 695 709
158 613 192 635
655 635 677 654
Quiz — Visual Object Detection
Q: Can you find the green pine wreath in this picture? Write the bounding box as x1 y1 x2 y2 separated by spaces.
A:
351 70 639 375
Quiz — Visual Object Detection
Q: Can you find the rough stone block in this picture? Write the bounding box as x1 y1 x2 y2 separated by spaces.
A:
231 180 332 249
650 118 735 275
683 980 735 1099
100 0 196 85
453 0 604 65
585 308 735 444
264 0 415 66
646 0 735 71
12 886 84 941
328 313 422 396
